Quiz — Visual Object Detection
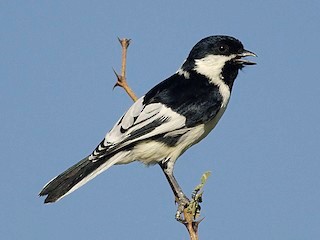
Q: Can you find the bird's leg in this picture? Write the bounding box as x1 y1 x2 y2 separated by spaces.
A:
159 160 190 221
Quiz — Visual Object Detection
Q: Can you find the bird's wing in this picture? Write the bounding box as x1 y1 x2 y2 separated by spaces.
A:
90 73 224 161
89 96 187 161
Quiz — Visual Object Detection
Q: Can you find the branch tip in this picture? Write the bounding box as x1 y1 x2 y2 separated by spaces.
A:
118 37 131 48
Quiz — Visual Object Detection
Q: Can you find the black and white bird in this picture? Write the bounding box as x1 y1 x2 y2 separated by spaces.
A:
39 35 256 217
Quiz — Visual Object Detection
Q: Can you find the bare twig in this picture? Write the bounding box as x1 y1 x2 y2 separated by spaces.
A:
113 38 138 102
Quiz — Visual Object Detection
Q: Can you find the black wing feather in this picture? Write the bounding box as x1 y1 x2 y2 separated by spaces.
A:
144 72 223 127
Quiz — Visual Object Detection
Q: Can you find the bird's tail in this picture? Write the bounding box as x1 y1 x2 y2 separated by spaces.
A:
39 152 126 203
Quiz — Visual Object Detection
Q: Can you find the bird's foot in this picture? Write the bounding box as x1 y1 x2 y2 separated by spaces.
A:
175 196 190 222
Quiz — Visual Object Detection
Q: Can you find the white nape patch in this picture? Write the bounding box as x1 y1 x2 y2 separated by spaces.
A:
194 54 234 107
176 68 190 79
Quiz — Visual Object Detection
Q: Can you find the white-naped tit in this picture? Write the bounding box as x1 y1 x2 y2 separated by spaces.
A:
39 35 256 218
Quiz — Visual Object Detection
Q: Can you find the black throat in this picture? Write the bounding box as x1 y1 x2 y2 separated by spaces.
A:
220 61 241 90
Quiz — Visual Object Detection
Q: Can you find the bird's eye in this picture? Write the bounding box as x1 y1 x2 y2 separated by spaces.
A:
218 44 229 54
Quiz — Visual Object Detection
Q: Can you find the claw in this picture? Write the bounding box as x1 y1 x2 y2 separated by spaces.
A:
175 196 190 222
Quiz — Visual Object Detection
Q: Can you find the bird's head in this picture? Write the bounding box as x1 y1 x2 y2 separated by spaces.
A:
181 35 256 88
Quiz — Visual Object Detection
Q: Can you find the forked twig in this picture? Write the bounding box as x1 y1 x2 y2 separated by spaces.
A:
113 38 138 102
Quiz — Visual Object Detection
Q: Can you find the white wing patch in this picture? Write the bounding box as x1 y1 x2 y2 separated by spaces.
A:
89 96 187 161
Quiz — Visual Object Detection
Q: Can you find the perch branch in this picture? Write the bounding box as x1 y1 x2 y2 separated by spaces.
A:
181 171 211 240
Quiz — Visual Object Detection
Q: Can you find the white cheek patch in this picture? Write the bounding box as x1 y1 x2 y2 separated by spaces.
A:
194 54 234 107
194 54 235 83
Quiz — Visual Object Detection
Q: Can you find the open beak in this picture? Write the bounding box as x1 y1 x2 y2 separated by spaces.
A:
234 49 257 66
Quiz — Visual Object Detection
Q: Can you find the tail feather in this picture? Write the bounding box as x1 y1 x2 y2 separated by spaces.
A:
39 154 123 203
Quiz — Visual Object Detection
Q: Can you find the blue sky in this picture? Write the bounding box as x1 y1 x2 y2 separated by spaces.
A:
1 1 320 239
